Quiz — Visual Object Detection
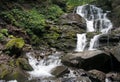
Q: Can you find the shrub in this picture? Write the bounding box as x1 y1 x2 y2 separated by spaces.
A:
6 37 25 49
66 0 96 11
5 37 25 57
0 33 4 41
39 5 64 20
1 9 46 36
0 29 8 36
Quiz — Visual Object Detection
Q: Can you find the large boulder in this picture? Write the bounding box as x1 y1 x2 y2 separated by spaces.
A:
61 50 111 72
59 13 86 30
110 44 120 62
50 66 68 77
99 33 120 47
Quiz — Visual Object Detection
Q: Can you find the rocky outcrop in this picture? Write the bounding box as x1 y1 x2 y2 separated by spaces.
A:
61 50 112 72
106 72 120 82
99 33 120 47
44 13 86 52
110 45 120 62
59 13 86 30
94 0 120 27
89 69 106 81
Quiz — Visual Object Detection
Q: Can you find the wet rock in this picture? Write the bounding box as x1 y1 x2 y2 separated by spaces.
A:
0 54 11 64
59 13 86 29
6 25 30 43
106 72 120 82
99 34 120 47
89 69 106 81
4 68 28 82
110 44 120 62
62 77 92 82
62 50 112 72
51 66 69 77
16 58 33 71
0 43 4 51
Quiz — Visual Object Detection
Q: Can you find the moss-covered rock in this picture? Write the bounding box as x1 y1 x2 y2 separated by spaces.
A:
4 68 28 82
16 58 33 71
0 64 12 79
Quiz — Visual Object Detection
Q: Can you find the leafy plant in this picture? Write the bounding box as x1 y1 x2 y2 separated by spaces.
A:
0 29 8 36
39 4 64 20
66 0 96 11
1 9 46 36
6 37 25 49
0 33 4 41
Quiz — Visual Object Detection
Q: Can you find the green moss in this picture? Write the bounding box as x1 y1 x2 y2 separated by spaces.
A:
0 65 11 79
49 26 61 33
0 33 4 41
0 70 8 78
9 60 15 67
16 58 33 71
0 29 8 36
44 32 60 40
6 37 25 49
86 31 101 39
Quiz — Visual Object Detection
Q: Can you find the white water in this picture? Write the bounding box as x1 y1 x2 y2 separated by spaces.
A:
75 5 112 52
7 80 17 82
88 34 101 50
75 33 87 52
26 52 62 79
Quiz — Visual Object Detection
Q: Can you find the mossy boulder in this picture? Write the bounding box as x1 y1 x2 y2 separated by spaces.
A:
4 68 28 82
16 58 33 71
0 56 30 81
0 64 12 79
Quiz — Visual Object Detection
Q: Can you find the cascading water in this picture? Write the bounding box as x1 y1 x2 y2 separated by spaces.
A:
75 5 112 52
25 4 113 82
26 52 62 79
75 33 87 52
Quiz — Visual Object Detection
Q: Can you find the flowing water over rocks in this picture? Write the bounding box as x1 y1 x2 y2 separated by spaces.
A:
24 4 119 82
75 5 112 52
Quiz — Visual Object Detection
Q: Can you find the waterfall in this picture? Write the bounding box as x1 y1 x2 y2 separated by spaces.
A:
75 33 87 52
26 52 62 79
75 5 112 52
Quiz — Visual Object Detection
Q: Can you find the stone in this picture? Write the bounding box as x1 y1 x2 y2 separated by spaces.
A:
110 44 120 62
4 68 28 82
89 69 106 81
106 72 120 82
51 66 69 77
16 58 33 71
61 50 112 72
59 13 86 29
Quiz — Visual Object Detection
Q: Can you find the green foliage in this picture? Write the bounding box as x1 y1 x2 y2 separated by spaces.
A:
45 32 60 40
6 37 25 49
66 0 96 11
1 9 46 36
0 33 4 41
31 35 41 45
47 5 64 20
39 5 64 20
0 29 8 36
0 29 8 41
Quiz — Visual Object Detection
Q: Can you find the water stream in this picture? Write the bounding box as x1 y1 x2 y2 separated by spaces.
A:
75 5 112 52
26 4 113 82
26 52 62 80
